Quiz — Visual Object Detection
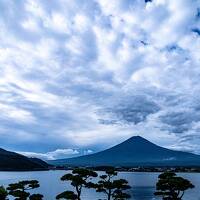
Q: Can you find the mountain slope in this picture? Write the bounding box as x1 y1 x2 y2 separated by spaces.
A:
0 148 49 171
50 136 200 167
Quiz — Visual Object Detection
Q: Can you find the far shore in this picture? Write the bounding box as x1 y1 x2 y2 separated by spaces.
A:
2 166 200 173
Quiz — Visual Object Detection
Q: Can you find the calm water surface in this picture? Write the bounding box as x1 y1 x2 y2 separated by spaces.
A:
0 171 200 200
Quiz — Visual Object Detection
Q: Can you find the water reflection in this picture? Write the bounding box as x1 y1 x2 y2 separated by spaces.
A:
131 186 158 200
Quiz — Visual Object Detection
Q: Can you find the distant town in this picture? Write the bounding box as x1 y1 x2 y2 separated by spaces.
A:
52 165 200 173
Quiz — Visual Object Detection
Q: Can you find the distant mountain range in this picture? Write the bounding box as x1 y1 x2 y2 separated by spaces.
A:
0 148 49 171
50 136 200 167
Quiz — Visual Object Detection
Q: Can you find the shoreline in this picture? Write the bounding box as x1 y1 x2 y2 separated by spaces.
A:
1 168 200 173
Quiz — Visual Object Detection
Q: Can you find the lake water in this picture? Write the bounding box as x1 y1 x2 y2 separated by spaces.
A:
0 171 200 200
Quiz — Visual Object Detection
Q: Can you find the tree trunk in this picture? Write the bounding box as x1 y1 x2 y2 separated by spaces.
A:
108 189 111 200
180 191 185 199
77 190 81 200
76 186 81 200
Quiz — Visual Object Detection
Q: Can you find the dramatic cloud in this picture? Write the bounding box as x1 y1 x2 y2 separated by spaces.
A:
17 148 93 160
0 0 200 157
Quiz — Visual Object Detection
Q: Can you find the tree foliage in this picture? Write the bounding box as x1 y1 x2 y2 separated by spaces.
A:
154 172 194 200
7 180 43 200
92 167 131 200
56 191 78 200
56 168 98 200
0 186 8 200
29 194 44 200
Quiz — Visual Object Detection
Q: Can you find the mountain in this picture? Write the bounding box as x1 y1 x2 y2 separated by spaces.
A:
50 136 200 167
0 148 49 171
29 157 50 168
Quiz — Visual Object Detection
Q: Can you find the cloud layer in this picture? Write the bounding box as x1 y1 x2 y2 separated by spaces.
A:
0 0 200 157
17 148 93 160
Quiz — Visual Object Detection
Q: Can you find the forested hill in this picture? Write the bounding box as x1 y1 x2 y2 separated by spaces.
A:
0 148 49 171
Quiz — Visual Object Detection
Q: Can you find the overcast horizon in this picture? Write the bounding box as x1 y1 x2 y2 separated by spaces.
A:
0 0 200 160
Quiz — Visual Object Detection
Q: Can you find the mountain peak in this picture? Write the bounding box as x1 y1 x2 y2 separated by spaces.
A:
122 135 152 146
50 136 200 167
129 135 146 140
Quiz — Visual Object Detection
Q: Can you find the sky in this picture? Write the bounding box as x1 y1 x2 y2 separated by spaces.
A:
0 0 200 160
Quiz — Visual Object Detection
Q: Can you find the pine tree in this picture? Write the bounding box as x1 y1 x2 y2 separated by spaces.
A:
56 168 98 200
7 180 43 200
154 171 194 200
92 167 131 200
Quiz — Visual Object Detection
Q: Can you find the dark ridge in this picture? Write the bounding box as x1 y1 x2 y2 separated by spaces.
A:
0 148 49 171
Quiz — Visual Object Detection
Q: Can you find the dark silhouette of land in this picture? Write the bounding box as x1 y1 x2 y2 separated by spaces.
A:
0 148 49 171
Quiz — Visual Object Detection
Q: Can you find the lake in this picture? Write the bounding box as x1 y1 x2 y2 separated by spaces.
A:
0 171 200 200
